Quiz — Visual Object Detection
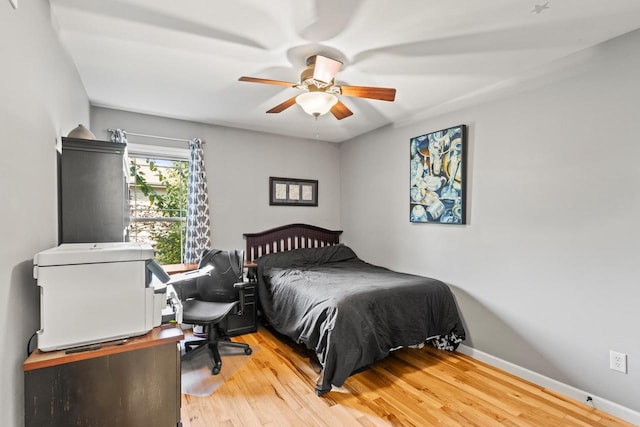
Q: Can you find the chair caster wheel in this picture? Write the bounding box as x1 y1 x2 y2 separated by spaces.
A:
212 365 221 375
244 347 252 355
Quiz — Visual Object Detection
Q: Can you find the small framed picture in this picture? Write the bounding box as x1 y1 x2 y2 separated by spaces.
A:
269 177 318 206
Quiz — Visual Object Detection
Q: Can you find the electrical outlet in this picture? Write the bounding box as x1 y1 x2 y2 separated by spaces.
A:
609 350 627 374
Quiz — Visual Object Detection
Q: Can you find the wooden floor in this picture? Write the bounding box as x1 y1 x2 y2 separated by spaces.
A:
181 326 631 426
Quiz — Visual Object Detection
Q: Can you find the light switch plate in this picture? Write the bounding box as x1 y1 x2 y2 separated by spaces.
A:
9 0 18 9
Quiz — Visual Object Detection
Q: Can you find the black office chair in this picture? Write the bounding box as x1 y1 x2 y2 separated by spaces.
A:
173 249 252 375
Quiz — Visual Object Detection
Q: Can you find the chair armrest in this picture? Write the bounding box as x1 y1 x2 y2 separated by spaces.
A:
233 281 250 289
233 281 250 314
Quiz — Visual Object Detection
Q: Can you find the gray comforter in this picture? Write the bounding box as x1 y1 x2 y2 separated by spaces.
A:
256 244 465 394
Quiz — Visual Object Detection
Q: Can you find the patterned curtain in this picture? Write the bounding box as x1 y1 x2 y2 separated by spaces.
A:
184 138 211 264
109 128 128 144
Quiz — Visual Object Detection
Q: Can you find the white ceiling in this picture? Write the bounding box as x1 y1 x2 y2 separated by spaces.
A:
50 0 640 143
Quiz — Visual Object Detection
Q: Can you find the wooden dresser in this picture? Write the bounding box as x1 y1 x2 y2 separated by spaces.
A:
24 325 183 427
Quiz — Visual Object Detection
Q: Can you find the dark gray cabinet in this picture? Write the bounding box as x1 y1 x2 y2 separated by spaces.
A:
59 137 129 243
24 326 183 427
226 283 257 336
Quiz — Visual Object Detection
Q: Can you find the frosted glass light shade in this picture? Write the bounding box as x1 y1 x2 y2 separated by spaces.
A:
295 92 338 117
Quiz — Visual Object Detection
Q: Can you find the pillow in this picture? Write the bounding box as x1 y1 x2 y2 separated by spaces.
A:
257 244 357 271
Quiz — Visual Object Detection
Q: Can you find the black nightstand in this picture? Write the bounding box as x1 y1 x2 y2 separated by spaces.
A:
226 282 257 336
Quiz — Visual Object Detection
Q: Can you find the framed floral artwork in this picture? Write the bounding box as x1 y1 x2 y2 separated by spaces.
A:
410 125 466 224
269 177 318 206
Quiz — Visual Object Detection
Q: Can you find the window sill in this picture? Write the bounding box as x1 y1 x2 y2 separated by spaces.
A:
163 263 198 275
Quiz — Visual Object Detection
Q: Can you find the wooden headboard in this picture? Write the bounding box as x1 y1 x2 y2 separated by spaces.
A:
243 223 343 266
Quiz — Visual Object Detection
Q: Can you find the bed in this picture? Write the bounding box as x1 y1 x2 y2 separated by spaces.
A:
243 223 466 395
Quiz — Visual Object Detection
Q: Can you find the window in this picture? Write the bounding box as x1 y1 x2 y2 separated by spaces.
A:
127 144 189 264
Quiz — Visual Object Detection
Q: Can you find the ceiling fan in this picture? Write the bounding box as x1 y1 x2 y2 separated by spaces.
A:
238 55 396 120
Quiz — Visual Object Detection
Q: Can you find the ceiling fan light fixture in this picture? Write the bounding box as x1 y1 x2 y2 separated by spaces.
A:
311 55 343 84
295 92 338 117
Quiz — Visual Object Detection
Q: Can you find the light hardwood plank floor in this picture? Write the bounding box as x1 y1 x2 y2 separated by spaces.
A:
181 326 632 426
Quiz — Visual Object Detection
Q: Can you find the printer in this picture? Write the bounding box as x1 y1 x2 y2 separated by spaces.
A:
33 242 172 352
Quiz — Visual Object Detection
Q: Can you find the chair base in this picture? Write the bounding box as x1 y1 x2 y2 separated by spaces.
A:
182 334 252 375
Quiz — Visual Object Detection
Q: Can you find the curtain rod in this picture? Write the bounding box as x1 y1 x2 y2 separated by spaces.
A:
107 129 204 144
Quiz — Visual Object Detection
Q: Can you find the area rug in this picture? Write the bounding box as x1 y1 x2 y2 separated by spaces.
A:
181 342 258 397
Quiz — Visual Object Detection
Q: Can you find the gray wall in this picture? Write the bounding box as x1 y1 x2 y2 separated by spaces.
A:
91 107 341 251
340 29 640 412
0 2 90 427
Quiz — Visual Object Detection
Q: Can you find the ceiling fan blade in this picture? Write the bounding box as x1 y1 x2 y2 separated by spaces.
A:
266 96 298 114
330 101 353 120
239 76 297 87
339 85 396 102
312 55 343 84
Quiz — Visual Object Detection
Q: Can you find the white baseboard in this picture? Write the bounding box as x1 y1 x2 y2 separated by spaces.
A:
456 344 640 426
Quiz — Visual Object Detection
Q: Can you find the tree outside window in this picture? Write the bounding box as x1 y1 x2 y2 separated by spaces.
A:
129 156 189 264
